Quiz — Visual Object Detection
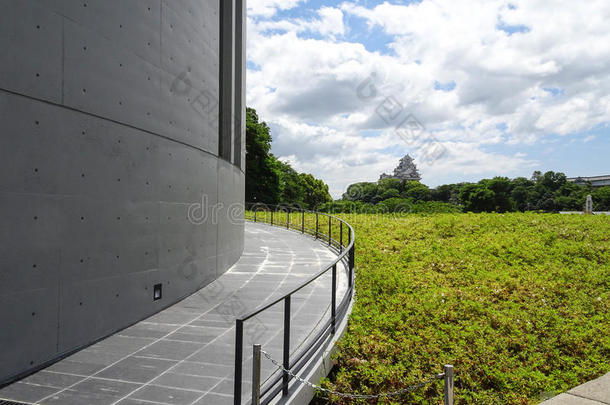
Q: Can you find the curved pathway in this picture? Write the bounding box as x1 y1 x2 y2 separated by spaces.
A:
0 222 349 405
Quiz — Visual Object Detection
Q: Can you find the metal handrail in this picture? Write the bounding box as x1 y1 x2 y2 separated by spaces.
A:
234 203 356 405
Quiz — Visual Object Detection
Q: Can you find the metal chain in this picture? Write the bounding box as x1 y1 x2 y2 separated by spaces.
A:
260 350 444 400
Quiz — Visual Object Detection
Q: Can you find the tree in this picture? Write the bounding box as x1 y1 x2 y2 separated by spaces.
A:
377 178 401 193
401 181 431 201
538 171 567 192
246 107 332 208
459 183 496 212
380 188 400 200
299 173 331 209
245 108 280 204
340 169 596 213
510 177 534 211
342 182 379 203
484 177 513 212
593 186 610 211
276 160 305 206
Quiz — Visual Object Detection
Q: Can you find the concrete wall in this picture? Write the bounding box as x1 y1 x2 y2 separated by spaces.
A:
0 0 245 385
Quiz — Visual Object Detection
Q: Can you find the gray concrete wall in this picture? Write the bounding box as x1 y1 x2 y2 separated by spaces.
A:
0 0 245 385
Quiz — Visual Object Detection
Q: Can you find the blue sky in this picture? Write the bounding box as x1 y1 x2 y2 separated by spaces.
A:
246 0 610 197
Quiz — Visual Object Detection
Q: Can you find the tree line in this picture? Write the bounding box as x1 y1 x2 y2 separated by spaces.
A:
245 108 331 209
332 171 610 213
245 107 608 213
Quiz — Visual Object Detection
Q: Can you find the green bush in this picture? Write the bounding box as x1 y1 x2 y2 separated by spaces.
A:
319 213 610 404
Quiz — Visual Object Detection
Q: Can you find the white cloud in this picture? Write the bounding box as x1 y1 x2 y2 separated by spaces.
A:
247 0 304 18
583 135 596 143
247 0 610 197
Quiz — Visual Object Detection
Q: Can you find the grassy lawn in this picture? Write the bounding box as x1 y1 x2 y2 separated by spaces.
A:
306 213 610 404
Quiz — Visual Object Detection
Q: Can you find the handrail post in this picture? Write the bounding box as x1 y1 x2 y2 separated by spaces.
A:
348 244 354 289
328 217 332 246
339 221 343 252
271 210 274 226
301 210 305 233
252 344 261 405
234 320 244 405
444 365 454 405
315 213 319 239
331 264 337 334
282 296 291 396
287 209 290 229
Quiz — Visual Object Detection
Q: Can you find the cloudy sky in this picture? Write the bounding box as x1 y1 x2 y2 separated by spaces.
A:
245 0 610 198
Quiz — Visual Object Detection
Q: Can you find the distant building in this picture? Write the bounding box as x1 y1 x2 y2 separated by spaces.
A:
379 155 422 182
567 175 610 188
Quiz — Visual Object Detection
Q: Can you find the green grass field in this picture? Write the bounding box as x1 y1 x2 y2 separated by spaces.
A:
301 213 609 404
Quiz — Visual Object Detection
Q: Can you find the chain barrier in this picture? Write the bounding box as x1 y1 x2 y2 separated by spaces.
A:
260 350 444 400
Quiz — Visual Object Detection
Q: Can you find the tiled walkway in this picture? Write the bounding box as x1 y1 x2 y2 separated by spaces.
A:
542 373 610 404
0 222 348 405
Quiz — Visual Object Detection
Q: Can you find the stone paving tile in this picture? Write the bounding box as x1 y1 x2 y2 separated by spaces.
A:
171 362 233 379
188 344 235 365
20 371 84 389
541 393 607 404
116 399 164 405
210 378 251 397
117 323 178 340
165 331 216 345
152 372 221 392
39 378 140 405
137 340 202 361
568 373 610 404
193 392 233 405
0 382 59 403
64 348 126 367
128 384 202 405
96 356 177 383
0 222 347 405
44 359 107 377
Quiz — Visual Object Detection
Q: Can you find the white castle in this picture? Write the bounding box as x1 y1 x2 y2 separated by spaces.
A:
379 155 421 182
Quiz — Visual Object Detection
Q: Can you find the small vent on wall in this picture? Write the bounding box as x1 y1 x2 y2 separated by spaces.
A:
153 284 162 301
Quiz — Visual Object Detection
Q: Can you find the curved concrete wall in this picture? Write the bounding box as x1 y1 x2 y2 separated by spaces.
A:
0 0 245 385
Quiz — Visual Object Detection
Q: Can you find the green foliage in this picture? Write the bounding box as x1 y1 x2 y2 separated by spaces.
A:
246 108 280 204
275 160 305 206
343 182 381 204
377 197 414 213
401 181 431 201
592 186 610 210
380 188 400 200
410 201 462 213
299 172 332 208
341 171 602 213
460 183 496 212
245 107 331 208
321 213 610 404
318 199 461 214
